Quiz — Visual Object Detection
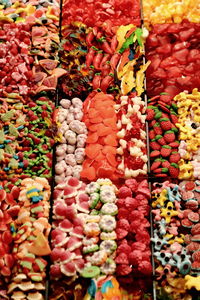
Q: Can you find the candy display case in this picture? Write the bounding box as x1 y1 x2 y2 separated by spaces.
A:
0 0 200 299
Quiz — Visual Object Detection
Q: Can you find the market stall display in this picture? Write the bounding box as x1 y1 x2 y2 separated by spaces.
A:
0 0 199 299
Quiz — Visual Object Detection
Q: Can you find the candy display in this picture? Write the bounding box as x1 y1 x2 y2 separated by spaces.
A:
143 0 200 27
55 97 87 183
0 97 28 178
116 179 152 282
23 96 55 179
81 179 118 278
50 177 88 280
0 1 60 24
145 21 200 102
0 96 55 180
0 177 51 298
152 180 200 299
0 22 34 99
174 89 200 180
115 94 148 178
1 0 200 299
81 92 119 181
0 183 18 296
147 94 180 178
59 23 148 98
59 23 90 98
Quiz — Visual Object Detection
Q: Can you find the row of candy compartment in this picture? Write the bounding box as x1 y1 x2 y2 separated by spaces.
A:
0 1 61 299
1 175 200 299
0 1 199 298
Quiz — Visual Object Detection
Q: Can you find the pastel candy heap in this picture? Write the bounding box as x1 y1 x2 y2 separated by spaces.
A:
115 179 152 281
0 22 34 99
8 177 51 299
147 94 180 178
174 89 200 180
143 0 200 27
115 94 147 178
145 21 200 102
55 98 87 184
151 180 200 299
62 0 141 27
81 179 118 278
50 177 88 280
81 92 119 181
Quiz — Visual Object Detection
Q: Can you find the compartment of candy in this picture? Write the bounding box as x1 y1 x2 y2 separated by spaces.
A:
145 21 200 103
151 180 200 300
0 177 51 299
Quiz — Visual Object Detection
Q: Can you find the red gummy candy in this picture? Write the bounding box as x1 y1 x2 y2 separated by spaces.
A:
118 208 129 219
117 243 132 255
124 197 138 210
118 186 132 198
117 219 130 231
129 250 143 266
125 179 138 191
115 253 129 265
116 228 128 240
116 264 132 276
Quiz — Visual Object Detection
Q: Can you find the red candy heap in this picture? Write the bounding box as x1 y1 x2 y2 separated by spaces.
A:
115 179 152 280
0 23 34 99
62 0 141 27
146 21 200 102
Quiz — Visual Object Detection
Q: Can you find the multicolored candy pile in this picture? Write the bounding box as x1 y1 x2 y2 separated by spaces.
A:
82 179 118 278
152 180 200 298
0 177 51 299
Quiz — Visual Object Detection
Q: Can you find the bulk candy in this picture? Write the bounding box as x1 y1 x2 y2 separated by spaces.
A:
143 0 200 27
8 177 51 299
0 23 34 99
62 0 141 27
55 97 87 183
174 89 200 180
81 178 118 278
115 94 148 178
147 94 180 178
152 180 200 299
145 21 200 102
81 92 119 181
50 177 88 280
116 179 152 281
